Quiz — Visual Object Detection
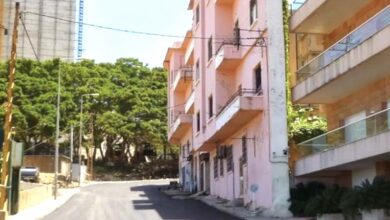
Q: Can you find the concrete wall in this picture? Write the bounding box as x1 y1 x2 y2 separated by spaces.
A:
19 184 52 211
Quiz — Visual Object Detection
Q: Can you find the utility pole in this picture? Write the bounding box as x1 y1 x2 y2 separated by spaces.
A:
0 2 20 219
54 60 61 199
70 125 74 184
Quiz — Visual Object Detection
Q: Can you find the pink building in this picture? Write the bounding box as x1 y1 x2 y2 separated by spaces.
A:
290 0 390 186
164 0 291 217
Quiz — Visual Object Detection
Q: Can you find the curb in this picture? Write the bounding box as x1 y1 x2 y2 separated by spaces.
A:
9 188 80 220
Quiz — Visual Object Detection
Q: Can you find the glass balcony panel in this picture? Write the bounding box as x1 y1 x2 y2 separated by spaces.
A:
297 7 390 82
298 108 390 158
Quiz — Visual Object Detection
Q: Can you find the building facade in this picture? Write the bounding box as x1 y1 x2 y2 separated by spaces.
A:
290 0 390 186
164 0 291 217
1 0 76 60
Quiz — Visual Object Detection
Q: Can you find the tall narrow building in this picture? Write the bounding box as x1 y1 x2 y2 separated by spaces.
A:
164 0 291 217
1 0 76 60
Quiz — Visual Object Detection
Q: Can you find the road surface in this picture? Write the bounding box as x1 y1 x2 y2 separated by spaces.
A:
42 180 240 220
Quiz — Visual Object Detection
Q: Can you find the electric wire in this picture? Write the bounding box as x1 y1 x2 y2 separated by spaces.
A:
19 15 40 61
21 11 263 41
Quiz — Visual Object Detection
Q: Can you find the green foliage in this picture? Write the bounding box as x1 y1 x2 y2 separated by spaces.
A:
304 184 347 216
0 57 173 163
282 0 327 144
289 181 326 216
340 176 390 217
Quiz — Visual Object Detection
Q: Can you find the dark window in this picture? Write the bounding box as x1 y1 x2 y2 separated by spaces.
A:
208 95 213 118
255 65 262 93
196 111 200 132
250 0 258 25
242 136 247 164
220 158 224 176
226 146 233 172
234 20 240 47
195 60 200 81
214 156 218 178
186 140 190 155
208 36 213 61
182 145 186 158
195 5 200 24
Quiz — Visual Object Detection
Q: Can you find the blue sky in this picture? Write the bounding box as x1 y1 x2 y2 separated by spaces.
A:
82 0 192 67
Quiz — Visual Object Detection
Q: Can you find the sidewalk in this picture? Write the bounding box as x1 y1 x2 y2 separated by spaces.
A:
161 188 312 220
8 187 80 220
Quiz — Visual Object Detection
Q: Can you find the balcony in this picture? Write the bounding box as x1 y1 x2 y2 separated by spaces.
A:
184 90 195 114
293 6 390 103
205 88 264 144
290 0 369 34
215 42 242 71
184 39 194 66
168 112 192 144
172 67 193 92
295 108 390 176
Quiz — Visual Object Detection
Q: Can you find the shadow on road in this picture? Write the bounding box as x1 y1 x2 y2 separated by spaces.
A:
129 184 239 220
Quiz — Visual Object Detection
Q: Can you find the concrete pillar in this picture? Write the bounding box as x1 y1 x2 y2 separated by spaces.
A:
265 0 292 217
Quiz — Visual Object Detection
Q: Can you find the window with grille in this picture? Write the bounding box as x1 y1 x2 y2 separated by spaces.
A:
214 156 218 178
226 146 233 172
242 136 247 164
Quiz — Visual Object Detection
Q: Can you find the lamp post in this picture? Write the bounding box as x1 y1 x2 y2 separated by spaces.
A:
79 93 99 185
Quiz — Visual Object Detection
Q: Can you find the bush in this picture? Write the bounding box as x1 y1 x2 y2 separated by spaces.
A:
289 181 326 216
304 184 347 216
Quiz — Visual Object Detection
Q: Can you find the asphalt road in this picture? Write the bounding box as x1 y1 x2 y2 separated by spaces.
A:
42 180 240 220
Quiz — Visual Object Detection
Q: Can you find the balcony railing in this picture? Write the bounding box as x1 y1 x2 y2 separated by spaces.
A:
216 87 262 117
296 6 390 83
298 108 390 158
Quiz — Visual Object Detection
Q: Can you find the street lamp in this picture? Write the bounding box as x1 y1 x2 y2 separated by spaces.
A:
79 93 99 185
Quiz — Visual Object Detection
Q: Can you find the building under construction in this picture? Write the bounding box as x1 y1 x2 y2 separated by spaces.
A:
1 0 77 60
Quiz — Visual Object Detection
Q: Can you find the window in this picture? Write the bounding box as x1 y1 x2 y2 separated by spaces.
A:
226 146 233 172
195 4 200 25
186 140 190 155
213 156 218 178
234 20 240 47
250 0 258 25
254 65 262 93
196 111 200 132
195 60 200 81
242 136 247 164
208 36 213 61
182 145 186 158
208 95 213 119
219 158 224 176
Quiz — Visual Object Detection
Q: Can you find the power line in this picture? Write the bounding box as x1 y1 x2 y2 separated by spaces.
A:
19 15 40 61
21 11 262 41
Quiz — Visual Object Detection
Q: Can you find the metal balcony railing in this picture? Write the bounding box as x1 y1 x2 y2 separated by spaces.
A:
216 86 262 117
298 108 390 158
296 6 390 83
